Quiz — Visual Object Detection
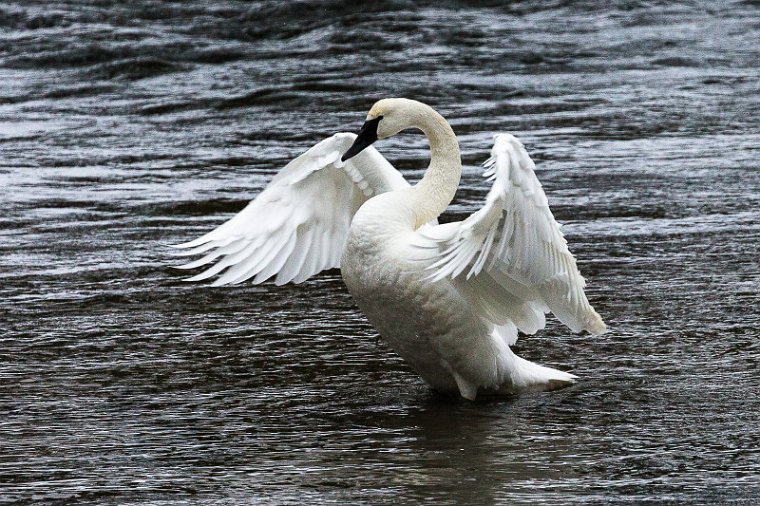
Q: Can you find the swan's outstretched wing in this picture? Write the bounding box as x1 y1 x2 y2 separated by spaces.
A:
172 133 409 286
417 133 606 336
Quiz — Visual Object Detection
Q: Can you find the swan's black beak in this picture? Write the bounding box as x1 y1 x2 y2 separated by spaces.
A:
341 116 383 162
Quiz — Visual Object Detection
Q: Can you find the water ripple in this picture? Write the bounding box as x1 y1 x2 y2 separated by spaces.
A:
1 0 758 504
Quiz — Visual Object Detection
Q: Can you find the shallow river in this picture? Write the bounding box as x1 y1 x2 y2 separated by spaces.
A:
1 1 758 504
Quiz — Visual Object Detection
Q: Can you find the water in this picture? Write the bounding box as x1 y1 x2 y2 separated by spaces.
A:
1 1 759 503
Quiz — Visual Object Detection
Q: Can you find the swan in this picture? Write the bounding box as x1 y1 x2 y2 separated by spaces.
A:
171 98 606 400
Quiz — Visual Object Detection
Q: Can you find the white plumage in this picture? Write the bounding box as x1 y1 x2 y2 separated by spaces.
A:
171 98 606 400
172 133 408 286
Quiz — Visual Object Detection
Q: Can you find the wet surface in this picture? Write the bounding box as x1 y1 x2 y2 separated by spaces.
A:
1 1 759 503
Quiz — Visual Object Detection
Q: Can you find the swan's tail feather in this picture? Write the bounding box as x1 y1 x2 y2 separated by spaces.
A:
503 352 577 394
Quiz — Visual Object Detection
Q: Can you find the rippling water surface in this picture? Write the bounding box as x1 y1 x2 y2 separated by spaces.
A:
1 1 759 504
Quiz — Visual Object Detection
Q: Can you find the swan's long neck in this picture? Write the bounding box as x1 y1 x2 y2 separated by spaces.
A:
407 105 461 228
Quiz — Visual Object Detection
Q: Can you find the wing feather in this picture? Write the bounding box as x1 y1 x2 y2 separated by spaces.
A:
172 133 409 286
291 227 317 284
252 231 298 285
418 133 606 336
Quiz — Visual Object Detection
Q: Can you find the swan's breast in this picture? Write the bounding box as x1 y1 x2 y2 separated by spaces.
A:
341 208 492 394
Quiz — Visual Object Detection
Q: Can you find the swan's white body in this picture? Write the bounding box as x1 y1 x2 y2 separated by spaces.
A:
172 98 606 400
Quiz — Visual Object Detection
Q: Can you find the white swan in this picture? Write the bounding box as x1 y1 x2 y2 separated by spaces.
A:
171 98 606 400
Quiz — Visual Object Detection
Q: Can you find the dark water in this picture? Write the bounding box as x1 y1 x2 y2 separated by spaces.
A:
1 1 759 504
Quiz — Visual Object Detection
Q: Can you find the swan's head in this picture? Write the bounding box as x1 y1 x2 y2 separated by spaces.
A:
341 98 422 162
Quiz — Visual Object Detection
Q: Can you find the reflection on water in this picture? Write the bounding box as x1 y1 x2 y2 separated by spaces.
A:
1 1 758 503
